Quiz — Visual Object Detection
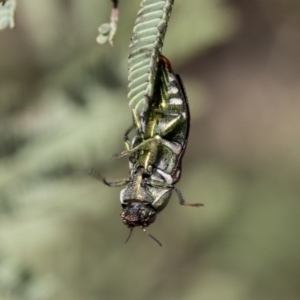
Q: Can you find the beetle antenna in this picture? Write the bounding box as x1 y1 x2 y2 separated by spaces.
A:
125 227 133 244
142 228 162 247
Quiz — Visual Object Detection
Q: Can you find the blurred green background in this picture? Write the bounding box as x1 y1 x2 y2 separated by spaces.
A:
1 0 300 299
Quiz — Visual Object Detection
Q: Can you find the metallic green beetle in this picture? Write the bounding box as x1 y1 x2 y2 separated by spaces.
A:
116 56 191 179
115 55 203 198
91 56 202 245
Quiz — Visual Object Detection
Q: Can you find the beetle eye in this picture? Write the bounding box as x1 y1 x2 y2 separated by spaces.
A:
147 213 156 224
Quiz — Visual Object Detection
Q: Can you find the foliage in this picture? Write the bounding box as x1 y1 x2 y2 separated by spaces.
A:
0 1 300 300
0 0 16 30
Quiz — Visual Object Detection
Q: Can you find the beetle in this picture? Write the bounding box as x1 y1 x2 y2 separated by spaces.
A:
91 55 202 245
117 55 192 182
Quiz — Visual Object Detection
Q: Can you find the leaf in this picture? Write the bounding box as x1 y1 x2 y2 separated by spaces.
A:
127 0 174 115
0 0 16 30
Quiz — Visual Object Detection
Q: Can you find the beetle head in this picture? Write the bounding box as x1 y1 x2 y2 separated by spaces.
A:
121 202 157 228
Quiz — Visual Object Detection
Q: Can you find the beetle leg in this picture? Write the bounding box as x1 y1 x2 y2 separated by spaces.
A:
102 177 130 187
132 107 143 133
111 136 161 158
155 113 184 137
124 124 135 151
173 187 204 207
112 134 182 159
145 178 203 207
161 115 182 136
89 168 130 187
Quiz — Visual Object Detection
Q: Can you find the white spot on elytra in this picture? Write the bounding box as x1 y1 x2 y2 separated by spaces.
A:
168 75 175 82
169 86 179 94
170 98 183 105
